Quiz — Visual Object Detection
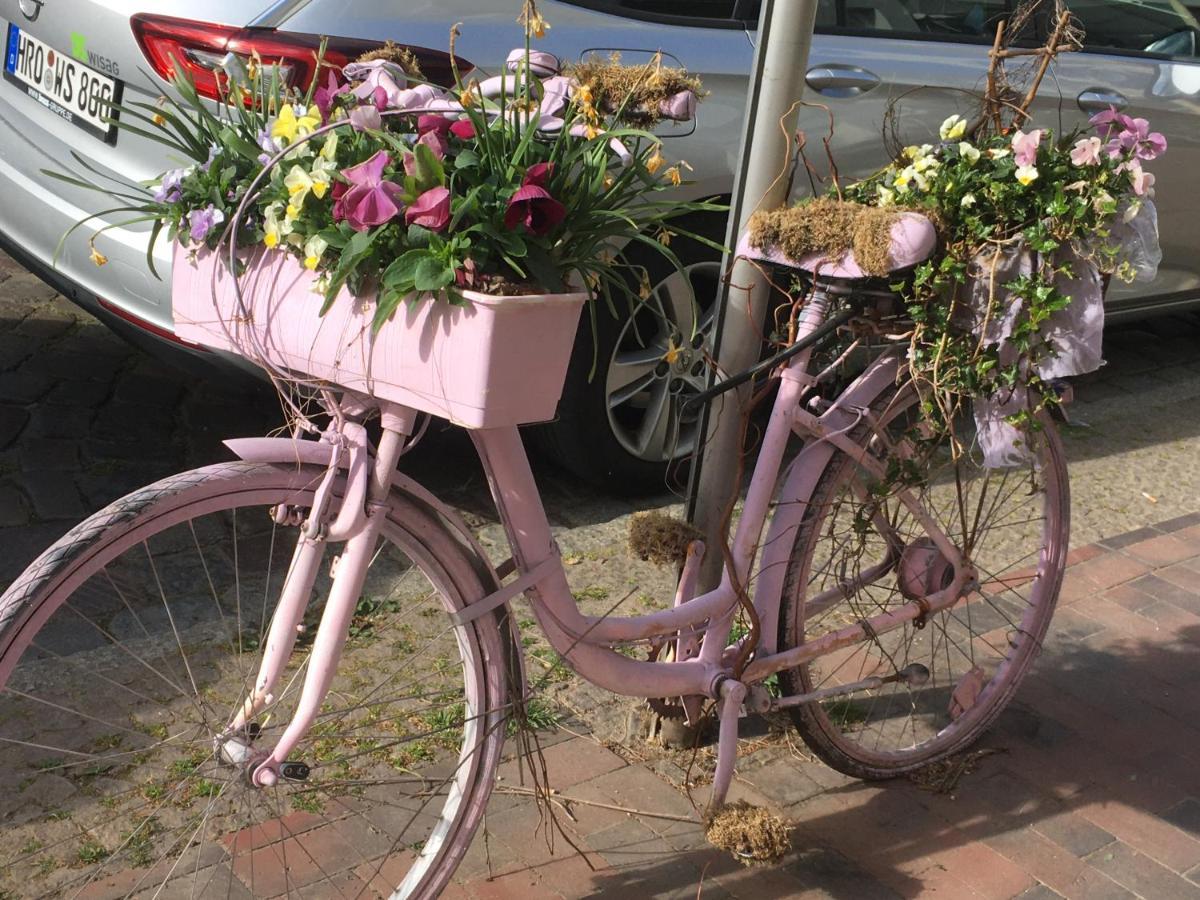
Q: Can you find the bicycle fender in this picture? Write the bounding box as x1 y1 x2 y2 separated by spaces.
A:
751 355 903 654
222 437 525 680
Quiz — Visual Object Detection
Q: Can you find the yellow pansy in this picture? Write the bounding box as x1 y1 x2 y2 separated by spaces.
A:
319 131 338 162
988 147 1011 159
303 235 328 271
913 154 939 174
876 185 896 206
262 202 292 249
284 164 316 211
958 142 980 164
961 192 977 208
271 104 321 144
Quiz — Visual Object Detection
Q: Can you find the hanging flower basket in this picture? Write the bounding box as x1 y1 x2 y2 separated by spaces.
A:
172 244 588 428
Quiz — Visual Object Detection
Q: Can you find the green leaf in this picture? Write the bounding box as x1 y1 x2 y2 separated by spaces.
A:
454 150 480 169
448 184 485 232
382 249 427 288
407 224 433 249
413 256 454 293
219 125 265 163
317 227 348 250
414 142 446 190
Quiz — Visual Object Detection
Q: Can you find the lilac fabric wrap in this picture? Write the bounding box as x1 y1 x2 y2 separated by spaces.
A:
970 199 1160 467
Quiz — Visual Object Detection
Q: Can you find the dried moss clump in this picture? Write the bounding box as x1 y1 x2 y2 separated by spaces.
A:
355 41 424 78
748 198 901 277
628 511 703 567
705 801 791 866
565 52 703 126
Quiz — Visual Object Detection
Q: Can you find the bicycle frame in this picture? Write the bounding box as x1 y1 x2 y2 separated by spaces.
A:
226 290 978 805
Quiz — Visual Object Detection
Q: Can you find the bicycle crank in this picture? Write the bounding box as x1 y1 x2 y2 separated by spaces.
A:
751 663 931 713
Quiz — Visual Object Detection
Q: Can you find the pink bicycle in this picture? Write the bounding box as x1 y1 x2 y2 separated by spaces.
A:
0 217 1068 897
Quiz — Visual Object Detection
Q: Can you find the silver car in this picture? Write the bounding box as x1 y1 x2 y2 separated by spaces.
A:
2 0 1198 490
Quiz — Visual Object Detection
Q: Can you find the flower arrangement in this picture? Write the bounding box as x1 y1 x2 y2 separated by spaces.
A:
55 2 719 333
743 10 1165 467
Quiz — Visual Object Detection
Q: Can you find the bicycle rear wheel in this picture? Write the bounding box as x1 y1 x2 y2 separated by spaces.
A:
777 382 1069 778
0 461 513 899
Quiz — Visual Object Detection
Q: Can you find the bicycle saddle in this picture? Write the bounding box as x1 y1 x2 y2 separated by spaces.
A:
737 211 937 281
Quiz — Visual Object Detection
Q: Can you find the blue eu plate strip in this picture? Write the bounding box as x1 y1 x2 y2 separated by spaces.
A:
5 26 19 75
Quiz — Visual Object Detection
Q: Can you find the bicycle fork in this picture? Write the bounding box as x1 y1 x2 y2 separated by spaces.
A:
218 408 417 788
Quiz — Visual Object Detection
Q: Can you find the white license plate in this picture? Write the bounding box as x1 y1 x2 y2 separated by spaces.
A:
3 22 122 143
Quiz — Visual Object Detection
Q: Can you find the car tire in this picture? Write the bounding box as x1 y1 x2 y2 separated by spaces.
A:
529 211 726 494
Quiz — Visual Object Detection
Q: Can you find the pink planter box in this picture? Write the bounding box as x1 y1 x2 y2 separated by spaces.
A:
172 245 588 428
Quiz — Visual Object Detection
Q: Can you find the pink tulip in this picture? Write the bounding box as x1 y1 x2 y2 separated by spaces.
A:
338 150 404 231
1011 129 1042 168
1070 136 1103 166
405 186 451 231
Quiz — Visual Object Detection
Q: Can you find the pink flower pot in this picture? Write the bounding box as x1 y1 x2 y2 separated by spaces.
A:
172 245 588 428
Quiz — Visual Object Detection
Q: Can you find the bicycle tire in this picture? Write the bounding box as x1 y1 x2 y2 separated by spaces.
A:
777 382 1069 779
0 461 513 899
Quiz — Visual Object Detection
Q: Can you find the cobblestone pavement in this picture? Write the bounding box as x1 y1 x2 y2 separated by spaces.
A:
1 251 1200 898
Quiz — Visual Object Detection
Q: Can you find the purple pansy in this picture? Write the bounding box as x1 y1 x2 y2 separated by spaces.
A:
1090 106 1135 141
199 143 220 173
187 204 225 242
338 150 404 231
153 167 185 203
257 128 283 165
405 186 451 232
418 115 452 137
403 130 448 177
450 118 475 139
349 104 382 132
504 165 565 236
313 68 348 122
1116 117 1167 161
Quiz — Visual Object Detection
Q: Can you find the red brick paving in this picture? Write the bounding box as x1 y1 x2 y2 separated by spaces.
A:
143 519 1200 898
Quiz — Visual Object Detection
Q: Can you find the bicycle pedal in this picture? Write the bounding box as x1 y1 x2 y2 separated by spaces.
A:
280 761 311 781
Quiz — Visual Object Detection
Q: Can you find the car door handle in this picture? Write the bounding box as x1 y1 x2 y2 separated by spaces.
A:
806 65 880 97
1077 89 1128 112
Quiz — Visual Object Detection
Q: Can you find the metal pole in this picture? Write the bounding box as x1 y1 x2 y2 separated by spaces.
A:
685 0 819 586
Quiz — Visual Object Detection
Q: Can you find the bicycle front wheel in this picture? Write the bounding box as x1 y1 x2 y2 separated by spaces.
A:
0 461 513 899
777 383 1069 778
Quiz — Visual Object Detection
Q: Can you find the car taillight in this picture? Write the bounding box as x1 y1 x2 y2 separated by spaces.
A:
130 13 462 100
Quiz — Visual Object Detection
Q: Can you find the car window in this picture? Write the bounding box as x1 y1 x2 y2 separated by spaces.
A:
556 0 747 27
812 0 1010 41
1069 1 1200 59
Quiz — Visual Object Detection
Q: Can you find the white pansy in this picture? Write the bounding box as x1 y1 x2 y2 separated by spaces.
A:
958 142 980 164
939 114 967 141
1015 164 1039 186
